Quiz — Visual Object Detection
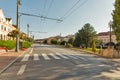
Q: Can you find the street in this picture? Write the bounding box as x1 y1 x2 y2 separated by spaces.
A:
0 43 120 80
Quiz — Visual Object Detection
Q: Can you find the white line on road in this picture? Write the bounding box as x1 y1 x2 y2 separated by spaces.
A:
49 53 60 59
30 48 33 54
66 55 78 59
75 56 87 61
17 65 26 75
56 53 69 59
21 54 30 61
34 54 39 60
42 53 50 60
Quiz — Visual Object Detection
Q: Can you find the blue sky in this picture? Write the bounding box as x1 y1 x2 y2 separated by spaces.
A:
0 0 114 39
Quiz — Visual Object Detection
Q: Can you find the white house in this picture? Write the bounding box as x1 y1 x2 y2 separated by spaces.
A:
0 8 16 40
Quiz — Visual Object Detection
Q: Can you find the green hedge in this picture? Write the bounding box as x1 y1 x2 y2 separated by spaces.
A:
22 41 32 48
0 40 16 50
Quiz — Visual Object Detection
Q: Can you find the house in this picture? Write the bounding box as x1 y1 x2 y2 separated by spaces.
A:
62 35 75 42
97 31 117 44
0 8 16 40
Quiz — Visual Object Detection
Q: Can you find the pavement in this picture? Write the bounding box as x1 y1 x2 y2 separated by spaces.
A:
0 49 25 74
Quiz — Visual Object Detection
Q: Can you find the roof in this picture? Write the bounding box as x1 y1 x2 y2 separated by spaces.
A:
6 18 12 21
98 31 114 36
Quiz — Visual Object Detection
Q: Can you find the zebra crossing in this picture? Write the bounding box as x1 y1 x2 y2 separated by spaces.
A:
21 53 85 61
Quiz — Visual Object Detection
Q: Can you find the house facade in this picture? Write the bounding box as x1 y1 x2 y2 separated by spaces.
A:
97 31 117 44
0 8 16 40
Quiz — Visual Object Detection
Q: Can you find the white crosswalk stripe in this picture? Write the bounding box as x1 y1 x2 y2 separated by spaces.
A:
21 53 85 61
34 54 39 60
42 53 50 60
21 54 30 61
56 53 69 59
49 53 60 59
66 55 78 59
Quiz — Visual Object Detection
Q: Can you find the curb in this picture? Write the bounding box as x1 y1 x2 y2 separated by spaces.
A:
0 48 31 75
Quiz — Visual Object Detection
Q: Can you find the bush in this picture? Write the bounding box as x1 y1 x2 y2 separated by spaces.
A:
65 43 73 48
51 39 58 44
22 41 32 48
0 40 16 50
92 41 96 52
60 41 66 45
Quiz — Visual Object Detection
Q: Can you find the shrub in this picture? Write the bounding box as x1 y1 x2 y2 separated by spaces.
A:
22 41 32 48
92 41 96 52
0 40 16 50
60 41 66 45
51 39 58 44
65 43 73 48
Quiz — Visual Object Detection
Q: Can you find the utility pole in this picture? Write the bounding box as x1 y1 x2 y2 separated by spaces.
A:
15 0 21 52
108 20 113 44
27 24 29 37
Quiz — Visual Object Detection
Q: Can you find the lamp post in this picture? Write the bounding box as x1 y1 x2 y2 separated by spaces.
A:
108 20 113 45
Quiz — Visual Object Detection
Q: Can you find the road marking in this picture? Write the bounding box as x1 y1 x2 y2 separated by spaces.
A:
34 54 39 60
76 56 87 61
21 54 30 61
49 53 60 59
42 53 50 60
30 48 33 54
66 55 78 59
17 65 26 75
56 53 69 59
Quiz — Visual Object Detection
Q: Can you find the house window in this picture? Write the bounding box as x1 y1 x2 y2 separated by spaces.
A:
1 25 3 30
4 27 6 31
0 34 1 40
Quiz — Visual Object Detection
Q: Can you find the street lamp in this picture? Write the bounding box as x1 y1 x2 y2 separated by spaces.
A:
108 20 113 44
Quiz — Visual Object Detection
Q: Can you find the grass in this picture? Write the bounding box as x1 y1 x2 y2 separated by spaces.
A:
84 48 100 54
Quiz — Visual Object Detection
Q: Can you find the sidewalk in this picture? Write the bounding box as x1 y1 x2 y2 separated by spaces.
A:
0 50 23 73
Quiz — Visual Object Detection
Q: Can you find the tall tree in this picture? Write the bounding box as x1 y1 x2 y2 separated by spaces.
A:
74 23 96 48
112 0 120 42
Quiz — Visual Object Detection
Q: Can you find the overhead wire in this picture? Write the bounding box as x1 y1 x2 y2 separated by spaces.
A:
59 0 82 20
45 0 55 17
60 0 89 21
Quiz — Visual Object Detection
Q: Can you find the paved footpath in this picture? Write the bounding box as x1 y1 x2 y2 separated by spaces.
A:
0 50 24 74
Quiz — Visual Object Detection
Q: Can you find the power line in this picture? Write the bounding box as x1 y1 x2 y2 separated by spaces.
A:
60 0 82 20
46 0 55 16
60 0 89 21
19 12 63 22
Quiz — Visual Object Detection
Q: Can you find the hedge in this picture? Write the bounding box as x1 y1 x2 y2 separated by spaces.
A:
0 40 16 50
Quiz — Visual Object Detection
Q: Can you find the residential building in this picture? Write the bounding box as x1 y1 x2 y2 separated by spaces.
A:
97 31 117 44
0 8 16 40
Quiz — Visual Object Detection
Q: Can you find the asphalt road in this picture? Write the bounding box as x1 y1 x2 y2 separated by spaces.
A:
0 43 120 80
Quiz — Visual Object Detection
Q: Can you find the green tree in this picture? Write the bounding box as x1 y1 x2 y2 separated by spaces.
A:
51 39 58 44
68 38 74 45
112 0 120 42
74 23 96 48
7 29 18 40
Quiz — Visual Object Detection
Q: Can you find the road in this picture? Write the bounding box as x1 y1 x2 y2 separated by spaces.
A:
0 43 120 80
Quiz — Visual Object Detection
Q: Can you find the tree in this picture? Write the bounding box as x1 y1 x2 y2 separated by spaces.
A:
73 23 97 48
68 38 74 45
7 29 19 40
112 0 120 42
112 0 120 53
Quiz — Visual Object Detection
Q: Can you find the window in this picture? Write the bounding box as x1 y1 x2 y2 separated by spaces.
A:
4 27 6 31
1 25 3 30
